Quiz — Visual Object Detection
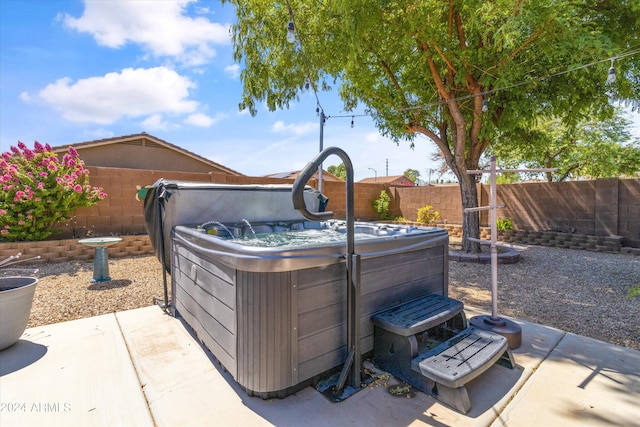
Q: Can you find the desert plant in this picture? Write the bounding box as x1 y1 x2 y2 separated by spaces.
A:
496 217 514 230
372 190 391 220
416 205 440 225
0 141 107 241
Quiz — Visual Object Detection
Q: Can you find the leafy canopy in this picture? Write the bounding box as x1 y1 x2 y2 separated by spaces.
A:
488 110 640 182
225 0 640 250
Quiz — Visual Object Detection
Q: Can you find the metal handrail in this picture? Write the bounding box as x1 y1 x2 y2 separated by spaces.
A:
292 147 361 392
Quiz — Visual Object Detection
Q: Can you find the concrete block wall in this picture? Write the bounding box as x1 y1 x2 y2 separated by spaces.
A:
618 179 640 247
394 184 464 223
3 165 638 254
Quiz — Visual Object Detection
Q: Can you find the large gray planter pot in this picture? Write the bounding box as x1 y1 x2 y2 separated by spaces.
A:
0 277 38 351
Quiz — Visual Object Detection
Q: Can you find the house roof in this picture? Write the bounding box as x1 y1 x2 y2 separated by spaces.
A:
51 132 243 176
264 170 344 182
357 175 415 186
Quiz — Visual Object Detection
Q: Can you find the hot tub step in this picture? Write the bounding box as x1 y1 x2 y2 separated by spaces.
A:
372 293 465 337
372 294 515 414
410 326 514 413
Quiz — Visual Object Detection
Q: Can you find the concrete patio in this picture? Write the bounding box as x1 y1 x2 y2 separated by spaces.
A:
1 305 638 427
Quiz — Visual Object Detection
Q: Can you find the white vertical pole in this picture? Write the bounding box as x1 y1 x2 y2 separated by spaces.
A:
489 155 499 321
318 111 324 193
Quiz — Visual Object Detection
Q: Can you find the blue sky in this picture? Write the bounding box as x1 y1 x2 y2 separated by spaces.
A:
1 1 638 182
0 0 440 181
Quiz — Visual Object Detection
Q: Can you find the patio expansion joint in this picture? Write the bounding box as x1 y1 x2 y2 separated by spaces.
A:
114 312 159 427
484 329 569 426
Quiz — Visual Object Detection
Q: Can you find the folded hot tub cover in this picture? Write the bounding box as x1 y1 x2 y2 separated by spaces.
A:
143 179 327 270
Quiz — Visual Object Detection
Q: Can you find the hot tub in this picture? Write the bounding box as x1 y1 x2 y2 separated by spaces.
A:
144 180 449 398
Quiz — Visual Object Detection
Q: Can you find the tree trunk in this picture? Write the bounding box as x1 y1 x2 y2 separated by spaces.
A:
457 171 481 253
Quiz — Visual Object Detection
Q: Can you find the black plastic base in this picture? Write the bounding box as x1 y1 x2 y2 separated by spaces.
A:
469 315 522 349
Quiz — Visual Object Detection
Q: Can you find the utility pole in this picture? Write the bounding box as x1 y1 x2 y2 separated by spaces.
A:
385 159 388 176
318 111 325 192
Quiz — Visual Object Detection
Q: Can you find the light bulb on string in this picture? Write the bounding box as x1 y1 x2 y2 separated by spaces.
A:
351 116 354 128
286 21 296 43
304 79 310 91
482 99 488 112
606 59 616 85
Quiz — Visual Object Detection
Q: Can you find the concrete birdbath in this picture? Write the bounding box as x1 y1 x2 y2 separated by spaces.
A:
78 237 122 282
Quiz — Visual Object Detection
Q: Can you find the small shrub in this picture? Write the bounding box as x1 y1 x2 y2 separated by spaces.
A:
416 205 440 225
372 190 391 220
0 141 107 241
496 217 513 230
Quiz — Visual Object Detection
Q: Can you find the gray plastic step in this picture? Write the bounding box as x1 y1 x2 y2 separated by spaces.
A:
372 293 464 337
411 326 509 389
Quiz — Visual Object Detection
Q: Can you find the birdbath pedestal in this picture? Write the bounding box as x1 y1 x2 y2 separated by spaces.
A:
78 237 123 282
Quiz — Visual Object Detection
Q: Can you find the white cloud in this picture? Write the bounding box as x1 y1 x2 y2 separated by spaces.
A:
183 112 226 128
62 0 230 66
141 114 172 131
271 120 316 137
24 67 198 124
224 64 240 79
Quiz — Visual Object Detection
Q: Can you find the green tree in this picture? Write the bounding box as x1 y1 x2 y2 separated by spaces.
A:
327 163 347 180
489 111 640 181
403 168 421 184
224 0 640 252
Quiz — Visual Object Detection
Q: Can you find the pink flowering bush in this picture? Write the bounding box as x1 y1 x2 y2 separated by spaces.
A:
0 141 107 241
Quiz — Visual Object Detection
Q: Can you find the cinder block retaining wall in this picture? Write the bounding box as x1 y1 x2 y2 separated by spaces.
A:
0 235 155 264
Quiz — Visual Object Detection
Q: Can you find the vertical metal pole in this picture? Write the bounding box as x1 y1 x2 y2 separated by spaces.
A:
489 155 499 321
349 253 361 389
318 111 324 193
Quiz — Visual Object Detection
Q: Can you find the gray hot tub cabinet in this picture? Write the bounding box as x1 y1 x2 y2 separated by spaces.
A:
171 224 448 397
144 179 450 397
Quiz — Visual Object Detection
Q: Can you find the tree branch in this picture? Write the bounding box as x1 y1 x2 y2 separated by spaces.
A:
510 20 552 60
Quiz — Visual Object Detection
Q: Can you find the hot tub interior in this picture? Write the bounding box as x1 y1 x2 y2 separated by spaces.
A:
192 219 434 247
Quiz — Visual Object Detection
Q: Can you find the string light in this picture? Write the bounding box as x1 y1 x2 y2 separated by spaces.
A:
606 59 616 85
399 48 640 113
286 20 295 43
285 1 639 125
286 3 296 44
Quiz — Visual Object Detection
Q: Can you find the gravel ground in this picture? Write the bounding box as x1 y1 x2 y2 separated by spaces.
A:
20 245 640 351
448 246 640 351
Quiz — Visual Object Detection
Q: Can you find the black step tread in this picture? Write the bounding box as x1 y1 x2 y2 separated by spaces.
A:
411 327 508 389
372 294 464 336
